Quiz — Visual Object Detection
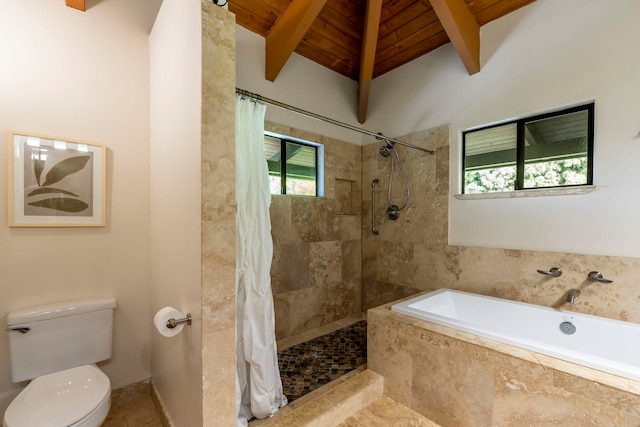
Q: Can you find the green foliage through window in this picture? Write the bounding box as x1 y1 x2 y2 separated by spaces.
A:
264 133 319 196
463 103 594 194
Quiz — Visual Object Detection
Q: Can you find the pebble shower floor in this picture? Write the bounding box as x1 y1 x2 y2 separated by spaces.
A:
277 320 367 402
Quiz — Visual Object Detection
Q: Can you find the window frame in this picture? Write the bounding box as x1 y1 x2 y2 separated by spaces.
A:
462 103 595 194
264 131 322 197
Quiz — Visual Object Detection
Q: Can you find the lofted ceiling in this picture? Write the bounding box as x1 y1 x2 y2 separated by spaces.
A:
65 0 537 123
231 0 535 123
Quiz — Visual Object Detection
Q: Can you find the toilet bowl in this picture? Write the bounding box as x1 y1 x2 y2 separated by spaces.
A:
4 297 117 427
3 365 111 427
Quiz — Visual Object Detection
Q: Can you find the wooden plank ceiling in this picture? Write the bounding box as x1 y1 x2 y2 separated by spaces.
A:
65 0 85 11
231 0 536 123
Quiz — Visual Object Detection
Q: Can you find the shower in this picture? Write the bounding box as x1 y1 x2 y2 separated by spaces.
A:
377 135 411 221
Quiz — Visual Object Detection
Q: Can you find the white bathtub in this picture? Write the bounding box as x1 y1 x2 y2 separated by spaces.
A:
391 289 640 381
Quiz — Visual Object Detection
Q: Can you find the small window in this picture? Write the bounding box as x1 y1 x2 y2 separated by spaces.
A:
264 133 321 196
462 103 594 194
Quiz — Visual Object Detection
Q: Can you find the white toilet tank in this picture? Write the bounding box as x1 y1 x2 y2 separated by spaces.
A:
6 297 117 383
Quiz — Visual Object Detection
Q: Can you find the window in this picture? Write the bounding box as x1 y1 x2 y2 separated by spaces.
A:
462 103 594 194
264 132 322 196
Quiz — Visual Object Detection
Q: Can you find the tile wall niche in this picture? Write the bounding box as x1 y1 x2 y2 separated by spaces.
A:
362 124 640 325
266 122 363 339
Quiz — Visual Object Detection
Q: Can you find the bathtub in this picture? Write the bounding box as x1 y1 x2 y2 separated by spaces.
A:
391 288 640 381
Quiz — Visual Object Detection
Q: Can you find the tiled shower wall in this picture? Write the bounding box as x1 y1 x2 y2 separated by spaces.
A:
362 125 451 310
362 124 640 325
266 122 363 339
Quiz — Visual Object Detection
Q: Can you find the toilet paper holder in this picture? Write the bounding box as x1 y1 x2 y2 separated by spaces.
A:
166 313 192 329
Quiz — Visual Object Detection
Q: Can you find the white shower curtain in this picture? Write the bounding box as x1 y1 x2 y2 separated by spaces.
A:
235 94 286 426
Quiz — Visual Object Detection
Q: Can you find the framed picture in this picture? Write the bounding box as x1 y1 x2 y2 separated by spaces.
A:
8 131 106 227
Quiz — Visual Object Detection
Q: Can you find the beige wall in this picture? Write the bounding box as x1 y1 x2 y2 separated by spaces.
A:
363 125 640 325
150 2 237 426
149 0 203 425
369 0 640 258
0 0 160 414
267 122 362 339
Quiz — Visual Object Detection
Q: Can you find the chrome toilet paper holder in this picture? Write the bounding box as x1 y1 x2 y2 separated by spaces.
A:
166 313 192 329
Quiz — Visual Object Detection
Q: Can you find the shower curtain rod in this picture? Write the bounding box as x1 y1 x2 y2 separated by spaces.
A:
236 88 435 154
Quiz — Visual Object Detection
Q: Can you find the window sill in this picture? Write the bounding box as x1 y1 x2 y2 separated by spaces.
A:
454 185 597 200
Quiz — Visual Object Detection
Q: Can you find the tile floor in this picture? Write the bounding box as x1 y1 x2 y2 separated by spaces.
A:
103 316 366 427
278 319 367 402
102 394 164 427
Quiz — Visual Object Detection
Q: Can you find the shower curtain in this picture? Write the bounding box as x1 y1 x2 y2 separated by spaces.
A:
235 94 286 426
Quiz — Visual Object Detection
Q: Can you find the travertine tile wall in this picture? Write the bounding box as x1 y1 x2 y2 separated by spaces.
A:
362 125 450 310
362 124 640 324
200 2 236 425
266 122 362 339
368 305 640 426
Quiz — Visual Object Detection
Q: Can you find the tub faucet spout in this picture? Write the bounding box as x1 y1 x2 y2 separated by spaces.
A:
566 289 581 304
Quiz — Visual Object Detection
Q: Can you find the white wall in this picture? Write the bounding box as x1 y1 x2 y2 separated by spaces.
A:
368 0 640 258
0 0 160 414
236 26 365 145
149 0 203 425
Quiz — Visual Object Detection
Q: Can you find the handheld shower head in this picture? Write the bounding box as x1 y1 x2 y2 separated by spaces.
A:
379 145 392 157
378 138 396 157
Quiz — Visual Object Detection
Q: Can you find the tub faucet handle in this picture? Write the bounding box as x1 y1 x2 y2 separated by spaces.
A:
6 326 30 334
587 271 613 284
537 267 562 277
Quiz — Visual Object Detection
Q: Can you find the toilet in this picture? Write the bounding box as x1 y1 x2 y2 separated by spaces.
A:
3 297 117 427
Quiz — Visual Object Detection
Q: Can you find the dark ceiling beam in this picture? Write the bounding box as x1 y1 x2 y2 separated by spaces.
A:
428 0 480 74
265 0 328 82
357 0 383 124
65 0 86 11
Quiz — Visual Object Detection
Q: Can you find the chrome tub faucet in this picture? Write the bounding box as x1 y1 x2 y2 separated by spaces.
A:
566 289 581 304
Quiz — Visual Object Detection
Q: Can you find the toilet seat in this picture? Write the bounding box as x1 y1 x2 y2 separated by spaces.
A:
3 364 111 427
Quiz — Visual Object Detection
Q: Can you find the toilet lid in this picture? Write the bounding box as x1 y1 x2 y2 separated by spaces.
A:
4 364 110 427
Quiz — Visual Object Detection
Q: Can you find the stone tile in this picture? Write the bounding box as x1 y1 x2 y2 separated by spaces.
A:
326 277 362 319
104 393 164 427
363 280 422 311
274 293 291 339
338 396 442 427
291 197 328 242
270 196 298 245
200 5 237 426
111 379 151 411
553 370 640 417
411 342 494 426
366 311 414 407
434 145 449 196
285 286 330 335
335 178 356 215
376 240 415 287
342 240 361 281
309 241 342 287
272 243 310 293
456 247 522 299
201 326 236 426
628 413 640 427
494 374 627 426
328 214 361 241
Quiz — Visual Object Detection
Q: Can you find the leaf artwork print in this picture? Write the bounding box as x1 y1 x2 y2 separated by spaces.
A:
23 144 94 217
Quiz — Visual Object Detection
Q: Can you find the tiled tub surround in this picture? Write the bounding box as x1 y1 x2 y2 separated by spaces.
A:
369 302 640 426
392 289 640 381
362 123 640 327
266 121 363 340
